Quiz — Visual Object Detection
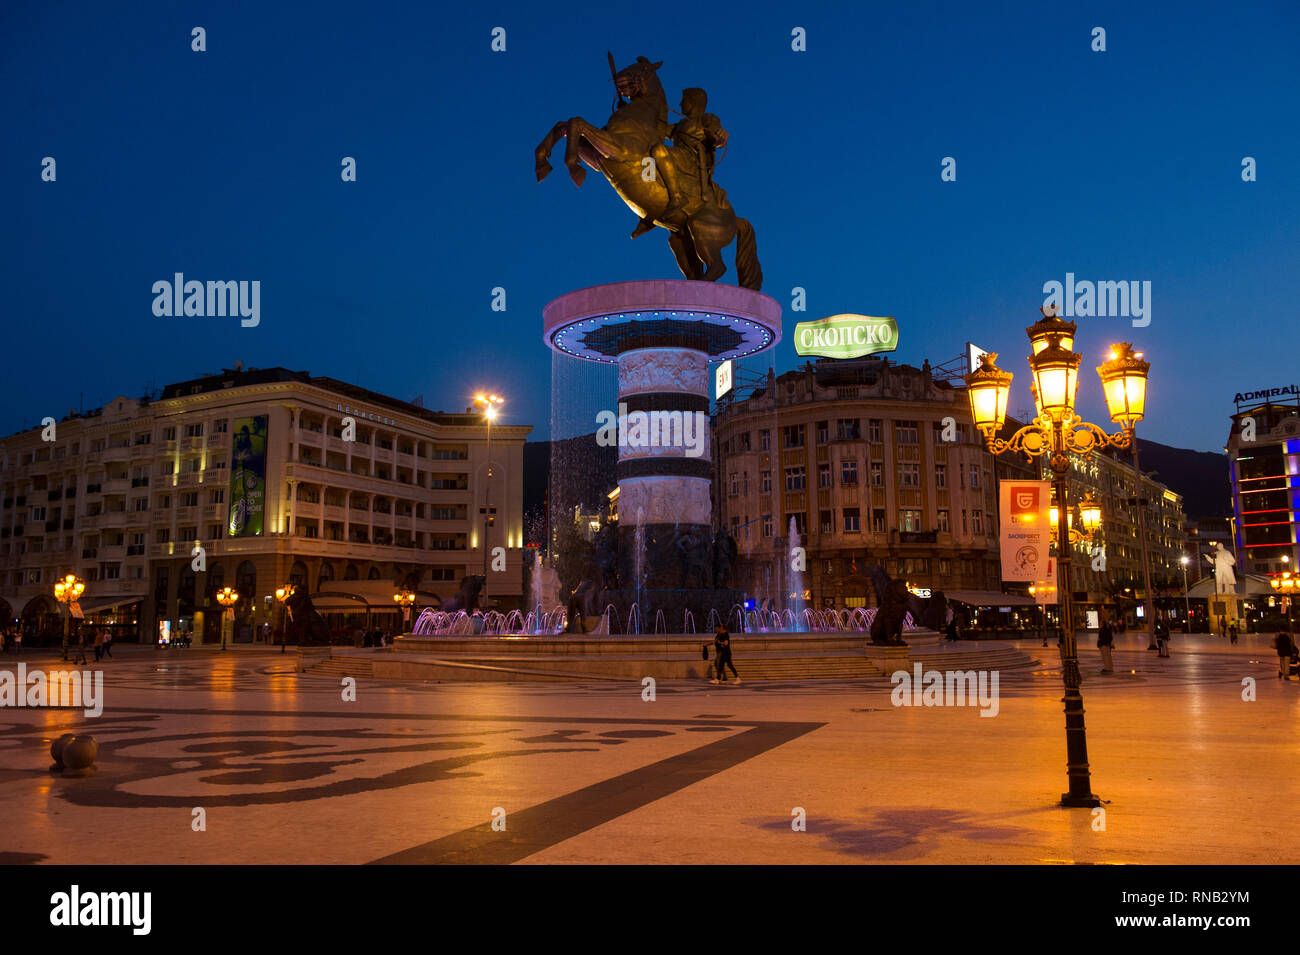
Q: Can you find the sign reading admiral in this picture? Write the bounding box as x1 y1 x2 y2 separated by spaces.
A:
794 314 898 360
1233 384 1298 404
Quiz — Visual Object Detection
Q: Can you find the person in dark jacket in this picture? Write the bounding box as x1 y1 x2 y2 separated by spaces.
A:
710 624 739 685
945 616 959 642
1275 629 1295 680
1098 618 1115 674
1155 619 1171 658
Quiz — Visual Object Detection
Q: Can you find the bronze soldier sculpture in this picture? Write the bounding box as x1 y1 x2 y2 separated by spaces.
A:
535 54 762 290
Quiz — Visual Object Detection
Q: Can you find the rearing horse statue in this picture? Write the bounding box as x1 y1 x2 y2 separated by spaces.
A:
535 54 763 291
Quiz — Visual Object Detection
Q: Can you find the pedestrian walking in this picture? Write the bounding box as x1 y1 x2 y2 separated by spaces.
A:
92 629 103 662
945 615 960 643
1098 618 1115 674
72 628 88 666
1156 619 1171 658
12 629 20 655
102 628 113 659
1274 629 1294 680
709 624 739 685
1229 622 1238 645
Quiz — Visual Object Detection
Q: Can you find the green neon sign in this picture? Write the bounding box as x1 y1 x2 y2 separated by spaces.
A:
794 314 898 359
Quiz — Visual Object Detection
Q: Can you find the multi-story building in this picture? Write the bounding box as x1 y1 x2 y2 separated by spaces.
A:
0 366 530 643
1226 389 1300 579
712 356 1035 610
1044 445 1187 621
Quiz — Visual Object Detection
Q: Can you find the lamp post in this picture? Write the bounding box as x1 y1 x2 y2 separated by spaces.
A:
394 589 416 633
1180 556 1191 632
274 584 294 653
964 309 1149 808
53 573 85 661
215 586 238 651
474 393 504 609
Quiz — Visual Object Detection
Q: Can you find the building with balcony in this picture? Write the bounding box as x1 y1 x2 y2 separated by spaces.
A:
712 357 1037 615
0 366 530 643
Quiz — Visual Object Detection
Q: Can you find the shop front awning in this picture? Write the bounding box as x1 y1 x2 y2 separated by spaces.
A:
79 594 147 615
946 590 1037 607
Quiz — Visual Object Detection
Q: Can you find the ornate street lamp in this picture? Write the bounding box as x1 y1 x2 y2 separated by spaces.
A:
393 589 416 633
215 586 238 652
275 584 295 653
53 573 85 661
964 307 1150 808
474 393 505 608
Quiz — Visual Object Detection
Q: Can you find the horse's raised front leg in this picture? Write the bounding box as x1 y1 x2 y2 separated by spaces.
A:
562 116 643 187
535 121 568 182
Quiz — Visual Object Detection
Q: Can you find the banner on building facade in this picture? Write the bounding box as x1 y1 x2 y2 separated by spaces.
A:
999 479 1052 582
228 415 268 537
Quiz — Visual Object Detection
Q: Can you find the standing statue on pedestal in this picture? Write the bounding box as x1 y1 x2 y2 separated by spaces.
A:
1205 542 1238 594
535 53 763 290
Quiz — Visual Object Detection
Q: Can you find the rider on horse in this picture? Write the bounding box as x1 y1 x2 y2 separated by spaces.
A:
631 88 731 238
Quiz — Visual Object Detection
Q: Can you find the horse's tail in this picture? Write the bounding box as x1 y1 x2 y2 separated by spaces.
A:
735 217 763 291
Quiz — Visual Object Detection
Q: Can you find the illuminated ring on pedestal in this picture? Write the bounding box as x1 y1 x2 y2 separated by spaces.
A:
543 279 782 363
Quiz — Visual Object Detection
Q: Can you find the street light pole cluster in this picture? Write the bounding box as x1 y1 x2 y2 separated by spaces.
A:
53 573 85 661
475 393 505 607
964 307 1150 808
215 586 238 651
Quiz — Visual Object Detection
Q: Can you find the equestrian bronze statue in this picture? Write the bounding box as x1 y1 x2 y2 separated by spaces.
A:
535 54 763 291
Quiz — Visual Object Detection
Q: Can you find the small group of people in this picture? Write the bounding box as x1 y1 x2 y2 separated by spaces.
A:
1218 617 1241 643
68 627 114 664
2 627 23 653
707 624 739 685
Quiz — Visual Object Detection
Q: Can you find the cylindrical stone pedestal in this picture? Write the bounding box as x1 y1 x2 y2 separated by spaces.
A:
544 280 781 627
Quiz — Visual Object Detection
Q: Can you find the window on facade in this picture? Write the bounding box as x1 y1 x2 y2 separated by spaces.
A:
156 529 170 543
789 512 807 535
762 514 773 537
162 427 176 441
739 432 751 451
841 460 858 485
937 509 951 533
760 470 772 493
759 430 771 451
895 420 919 444
837 418 861 440
867 419 883 443
180 492 198 507
729 472 739 496
972 509 984 535
783 424 805 448
843 507 861 533
133 498 148 512
935 464 947 488
899 463 920 487
962 509 968 534
819 509 833 533
872 508 886 533
969 465 981 489
899 509 922 532
785 467 806 491
818 464 832 488
184 423 204 438
815 421 829 444
870 461 884 486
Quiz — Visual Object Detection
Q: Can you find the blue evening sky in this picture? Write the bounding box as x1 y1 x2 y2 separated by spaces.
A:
3 0 1297 451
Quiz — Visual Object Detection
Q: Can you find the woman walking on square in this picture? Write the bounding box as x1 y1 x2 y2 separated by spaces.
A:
1275 629 1294 680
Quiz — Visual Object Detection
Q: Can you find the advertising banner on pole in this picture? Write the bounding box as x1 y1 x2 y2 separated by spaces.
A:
228 415 268 537
999 479 1052 582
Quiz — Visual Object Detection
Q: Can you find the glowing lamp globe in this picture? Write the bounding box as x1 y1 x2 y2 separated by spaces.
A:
1079 494 1102 535
963 352 1013 434
1097 343 1150 428
1028 337 1080 420
1026 311 1077 355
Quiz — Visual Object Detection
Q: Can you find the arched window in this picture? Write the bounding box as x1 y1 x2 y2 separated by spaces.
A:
318 563 335 588
344 563 360 581
290 561 308 589
367 566 381 580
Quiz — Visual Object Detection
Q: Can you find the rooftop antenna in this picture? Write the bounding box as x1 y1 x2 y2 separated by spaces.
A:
233 359 244 372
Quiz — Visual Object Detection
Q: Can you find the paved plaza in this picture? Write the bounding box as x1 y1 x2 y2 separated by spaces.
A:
1 632 1296 865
